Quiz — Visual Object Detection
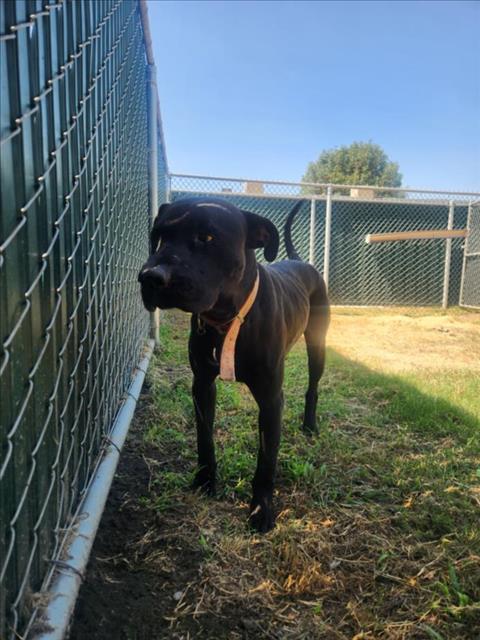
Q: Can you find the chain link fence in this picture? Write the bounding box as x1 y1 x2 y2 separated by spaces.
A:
170 174 479 307
460 201 480 309
1 2 479 636
0 1 166 637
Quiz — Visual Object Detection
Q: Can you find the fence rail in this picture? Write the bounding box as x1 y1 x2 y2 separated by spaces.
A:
0 2 167 637
170 174 480 308
169 172 480 199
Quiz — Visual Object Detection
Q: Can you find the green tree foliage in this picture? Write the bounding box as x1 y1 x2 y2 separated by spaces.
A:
302 141 402 194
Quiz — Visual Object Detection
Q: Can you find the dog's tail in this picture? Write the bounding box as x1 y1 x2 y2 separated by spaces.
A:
284 201 304 261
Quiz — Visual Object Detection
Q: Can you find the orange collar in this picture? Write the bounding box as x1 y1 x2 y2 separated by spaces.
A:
199 272 260 381
219 272 259 381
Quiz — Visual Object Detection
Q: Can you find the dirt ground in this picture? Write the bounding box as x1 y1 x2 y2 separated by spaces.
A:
68 421 182 640
68 308 480 640
328 307 480 373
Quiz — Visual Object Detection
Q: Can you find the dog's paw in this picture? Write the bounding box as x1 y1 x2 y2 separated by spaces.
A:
248 497 275 533
191 468 216 496
300 422 318 436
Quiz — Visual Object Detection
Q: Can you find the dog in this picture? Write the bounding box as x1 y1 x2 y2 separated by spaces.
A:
138 198 330 532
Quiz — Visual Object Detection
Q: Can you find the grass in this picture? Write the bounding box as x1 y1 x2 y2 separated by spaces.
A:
140 309 479 639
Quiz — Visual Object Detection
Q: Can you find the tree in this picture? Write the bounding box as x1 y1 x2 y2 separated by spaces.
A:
302 141 402 194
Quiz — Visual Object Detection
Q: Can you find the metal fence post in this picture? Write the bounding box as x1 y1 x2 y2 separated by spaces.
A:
459 201 480 309
147 64 160 345
459 203 471 307
323 186 333 289
442 200 454 309
309 198 316 265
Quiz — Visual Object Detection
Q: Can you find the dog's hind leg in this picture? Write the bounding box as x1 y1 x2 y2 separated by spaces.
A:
302 289 330 433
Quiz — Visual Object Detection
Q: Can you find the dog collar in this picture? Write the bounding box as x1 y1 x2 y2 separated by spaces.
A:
219 272 259 381
198 272 260 381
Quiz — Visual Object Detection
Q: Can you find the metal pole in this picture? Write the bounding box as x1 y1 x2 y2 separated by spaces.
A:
458 203 471 307
37 342 155 640
442 200 454 309
147 64 160 345
309 198 316 265
323 186 332 289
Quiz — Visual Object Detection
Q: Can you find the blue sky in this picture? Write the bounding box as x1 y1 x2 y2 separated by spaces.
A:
148 0 480 191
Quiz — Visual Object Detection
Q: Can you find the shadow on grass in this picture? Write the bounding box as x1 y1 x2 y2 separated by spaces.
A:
281 346 479 543
320 348 479 440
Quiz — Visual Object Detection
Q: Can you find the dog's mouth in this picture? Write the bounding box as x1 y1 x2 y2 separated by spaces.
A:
141 295 157 312
139 280 217 314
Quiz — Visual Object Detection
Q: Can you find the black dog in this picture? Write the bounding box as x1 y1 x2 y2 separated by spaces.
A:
138 198 330 532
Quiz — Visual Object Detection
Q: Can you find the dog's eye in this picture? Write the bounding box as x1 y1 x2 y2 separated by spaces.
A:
196 233 214 244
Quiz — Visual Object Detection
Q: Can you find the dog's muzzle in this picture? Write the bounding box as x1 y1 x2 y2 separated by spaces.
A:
138 265 172 311
138 265 171 288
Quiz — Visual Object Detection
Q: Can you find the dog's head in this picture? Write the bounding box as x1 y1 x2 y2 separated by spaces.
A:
138 198 279 313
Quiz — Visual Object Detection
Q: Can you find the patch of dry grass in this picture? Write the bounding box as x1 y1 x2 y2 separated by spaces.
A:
130 309 480 639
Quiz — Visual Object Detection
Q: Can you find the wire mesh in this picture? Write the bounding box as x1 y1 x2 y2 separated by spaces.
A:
170 174 479 306
0 2 164 637
460 202 480 309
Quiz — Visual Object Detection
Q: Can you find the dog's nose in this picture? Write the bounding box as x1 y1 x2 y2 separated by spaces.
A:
138 265 171 287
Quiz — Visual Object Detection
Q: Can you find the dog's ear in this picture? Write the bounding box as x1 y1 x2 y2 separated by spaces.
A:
155 202 170 224
150 203 170 253
242 210 279 262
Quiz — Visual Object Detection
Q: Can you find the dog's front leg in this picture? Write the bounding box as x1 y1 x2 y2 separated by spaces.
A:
191 375 217 495
249 390 283 533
